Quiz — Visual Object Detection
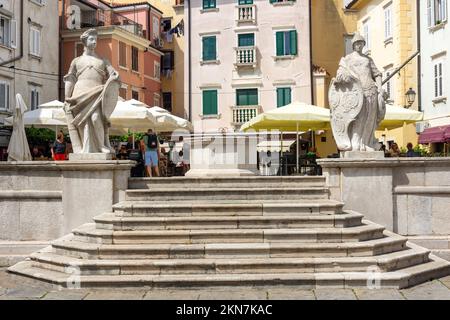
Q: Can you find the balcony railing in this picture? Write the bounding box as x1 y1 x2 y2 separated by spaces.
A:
237 4 256 24
231 105 261 126
65 9 143 37
235 46 257 67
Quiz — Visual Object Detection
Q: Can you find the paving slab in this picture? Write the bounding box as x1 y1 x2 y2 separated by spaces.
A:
41 290 90 300
353 288 405 300
401 280 450 300
267 288 315 300
4 286 48 299
84 290 147 300
439 276 450 289
0 287 6 296
314 288 357 300
144 289 202 300
197 289 267 300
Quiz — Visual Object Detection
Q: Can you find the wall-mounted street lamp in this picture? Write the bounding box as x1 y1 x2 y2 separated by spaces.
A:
405 88 416 109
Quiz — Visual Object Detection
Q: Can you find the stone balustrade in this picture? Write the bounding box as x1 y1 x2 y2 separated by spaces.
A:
235 46 257 67
237 4 256 23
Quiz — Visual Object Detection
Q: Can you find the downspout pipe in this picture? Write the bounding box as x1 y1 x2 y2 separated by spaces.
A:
188 0 192 122
416 0 422 112
309 0 314 105
0 0 24 66
59 0 66 101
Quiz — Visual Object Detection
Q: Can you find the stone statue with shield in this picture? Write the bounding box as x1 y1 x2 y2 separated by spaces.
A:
329 33 387 156
64 28 121 157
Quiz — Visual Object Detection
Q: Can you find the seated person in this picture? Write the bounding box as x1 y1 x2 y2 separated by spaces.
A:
389 143 401 157
31 147 43 160
116 145 129 160
406 143 419 157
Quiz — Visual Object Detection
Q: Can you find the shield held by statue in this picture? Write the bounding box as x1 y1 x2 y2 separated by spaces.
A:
328 78 364 151
101 77 121 120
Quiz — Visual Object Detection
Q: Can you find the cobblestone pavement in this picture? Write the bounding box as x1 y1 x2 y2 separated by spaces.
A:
1 269 450 300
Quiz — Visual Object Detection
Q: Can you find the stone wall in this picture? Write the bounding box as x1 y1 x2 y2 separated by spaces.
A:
317 158 450 260
0 161 134 265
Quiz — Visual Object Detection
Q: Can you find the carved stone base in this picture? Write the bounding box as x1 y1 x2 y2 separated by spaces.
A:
340 151 385 159
69 153 114 161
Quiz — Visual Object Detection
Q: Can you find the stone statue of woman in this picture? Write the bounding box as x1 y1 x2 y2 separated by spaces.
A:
64 29 121 154
329 33 387 154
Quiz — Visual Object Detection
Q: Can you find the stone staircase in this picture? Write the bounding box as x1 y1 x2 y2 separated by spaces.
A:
8 176 450 289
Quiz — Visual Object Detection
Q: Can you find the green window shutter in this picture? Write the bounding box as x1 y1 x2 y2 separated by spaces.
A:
236 89 258 106
277 88 284 108
285 88 292 105
203 0 216 9
290 30 298 55
239 0 253 4
238 33 255 47
269 0 276 3
276 32 284 56
202 36 216 61
203 90 218 115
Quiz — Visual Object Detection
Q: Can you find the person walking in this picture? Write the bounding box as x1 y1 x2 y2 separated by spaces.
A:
51 132 67 161
143 129 160 177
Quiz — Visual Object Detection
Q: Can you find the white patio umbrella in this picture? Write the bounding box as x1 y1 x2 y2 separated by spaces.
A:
110 100 157 133
148 106 193 133
7 94 32 161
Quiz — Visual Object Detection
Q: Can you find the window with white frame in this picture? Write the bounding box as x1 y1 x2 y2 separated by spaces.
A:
0 80 11 111
154 61 161 80
30 85 40 110
427 0 448 27
363 20 370 52
384 3 393 40
0 16 16 48
29 26 41 56
434 61 444 98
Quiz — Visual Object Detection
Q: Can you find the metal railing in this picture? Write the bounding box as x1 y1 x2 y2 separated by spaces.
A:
237 4 256 23
231 105 260 125
65 9 143 37
235 46 256 67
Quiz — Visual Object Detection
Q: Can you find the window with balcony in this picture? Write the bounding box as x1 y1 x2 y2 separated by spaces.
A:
237 0 256 23
131 46 139 72
202 36 217 61
270 0 296 4
277 87 291 108
162 51 175 76
0 80 10 111
202 90 218 115
236 33 256 66
237 89 258 106
203 0 216 9
275 30 297 57
427 0 448 27
119 41 127 68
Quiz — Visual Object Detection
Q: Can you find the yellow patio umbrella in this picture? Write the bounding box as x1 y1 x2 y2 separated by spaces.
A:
240 101 331 132
241 102 331 174
379 105 423 130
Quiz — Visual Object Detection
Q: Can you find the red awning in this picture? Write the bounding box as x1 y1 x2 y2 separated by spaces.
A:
419 125 450 144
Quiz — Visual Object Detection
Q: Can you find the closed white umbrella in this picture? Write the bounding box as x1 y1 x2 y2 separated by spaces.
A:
7 94 32 161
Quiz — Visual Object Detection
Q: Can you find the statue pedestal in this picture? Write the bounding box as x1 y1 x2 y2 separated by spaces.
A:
341 151 384 159
69 153 114 161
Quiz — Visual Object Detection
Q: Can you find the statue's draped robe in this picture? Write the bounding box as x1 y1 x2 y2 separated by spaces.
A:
64 55 116 153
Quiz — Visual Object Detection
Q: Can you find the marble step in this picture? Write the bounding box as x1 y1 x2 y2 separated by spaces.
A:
28 247 431 276
50 233 408 260
125 187 330 201
94 211 362 231
128 176 326 190
8 257 450 289
112 200 345 217
72 223 386 245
